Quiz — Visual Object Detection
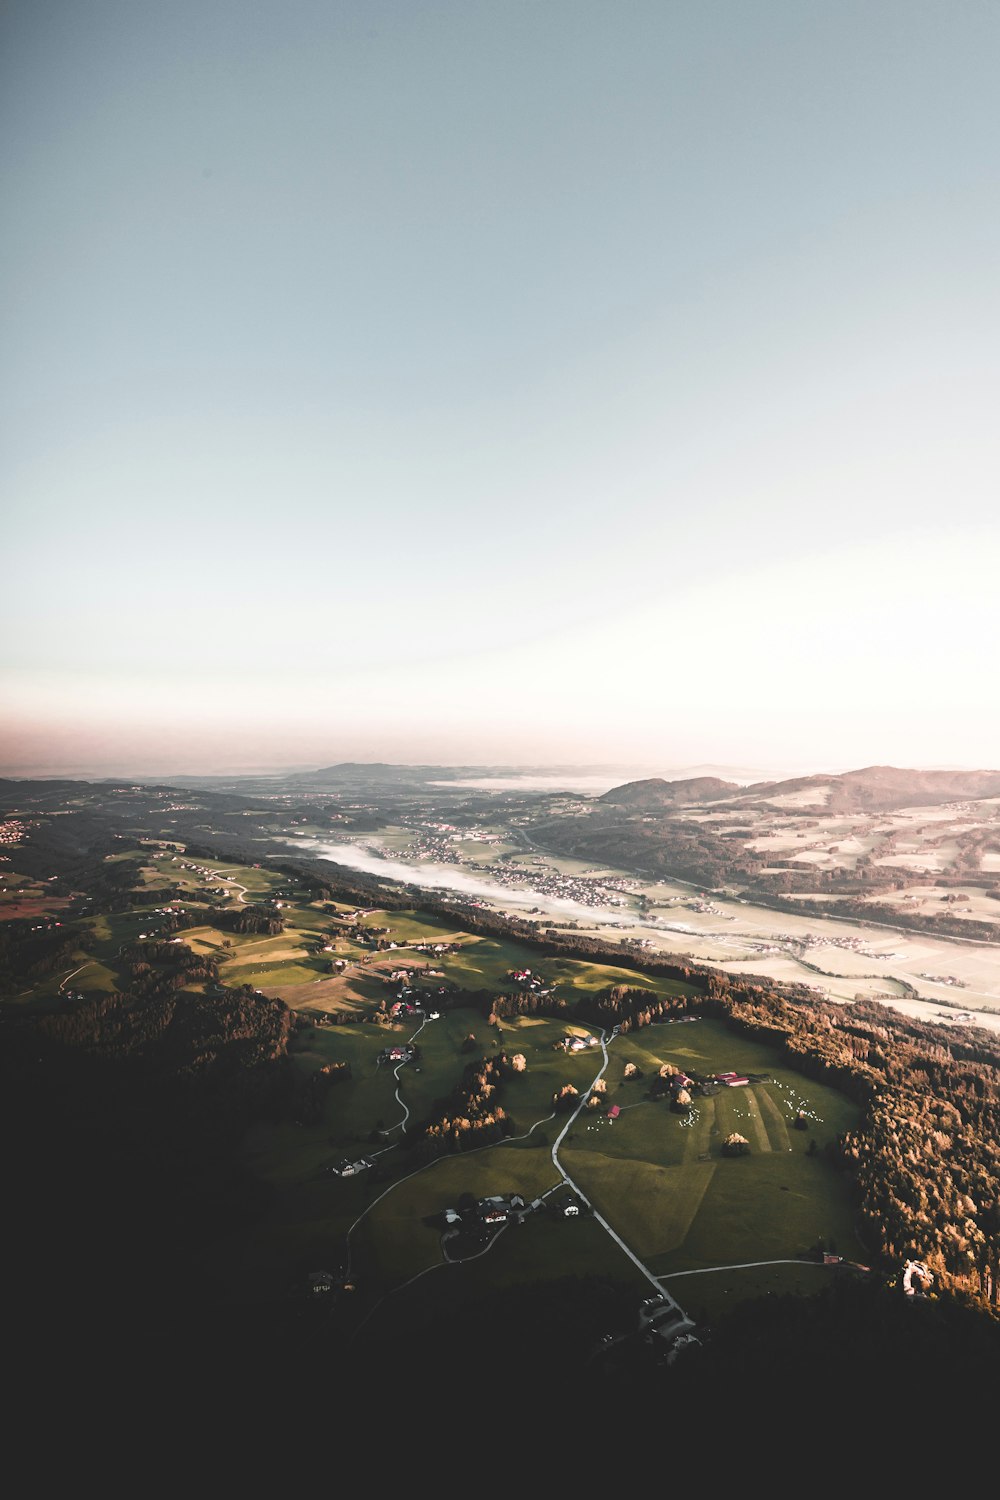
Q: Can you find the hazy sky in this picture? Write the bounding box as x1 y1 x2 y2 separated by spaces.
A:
3 1 998 776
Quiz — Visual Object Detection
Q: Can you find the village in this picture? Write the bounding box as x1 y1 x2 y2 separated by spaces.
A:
384 820 644 911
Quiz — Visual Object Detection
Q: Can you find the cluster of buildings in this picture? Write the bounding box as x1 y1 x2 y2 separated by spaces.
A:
444 1190 583 1231
559 1033 599 1052
395 829 465 866
480 858 634 909
388 821 640 910
327 1158 373 1178
388 998 422 1019
796 931 900 959
506 966 552 994
378 1043 415 1065
443 1194 525 1229
661 1069 748 1095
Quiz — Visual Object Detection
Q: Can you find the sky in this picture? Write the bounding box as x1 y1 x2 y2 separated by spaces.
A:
3 1 999 778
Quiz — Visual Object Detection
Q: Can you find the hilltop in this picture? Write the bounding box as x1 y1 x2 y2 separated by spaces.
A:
740 765 1000 813
601 775 740 808
601 765 1000 814
533 762 1000 911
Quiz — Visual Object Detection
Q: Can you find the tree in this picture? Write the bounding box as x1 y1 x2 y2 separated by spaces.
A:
511 1053 527 1072
721 1132 750 1157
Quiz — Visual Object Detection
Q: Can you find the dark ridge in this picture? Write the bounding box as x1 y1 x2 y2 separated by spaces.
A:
600 775 740 807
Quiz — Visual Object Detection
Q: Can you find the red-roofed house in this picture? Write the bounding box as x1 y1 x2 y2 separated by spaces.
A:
607 1105 621 1120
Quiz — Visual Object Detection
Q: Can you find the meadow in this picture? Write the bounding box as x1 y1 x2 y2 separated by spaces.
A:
223 987 866 1343
15 843 869 1339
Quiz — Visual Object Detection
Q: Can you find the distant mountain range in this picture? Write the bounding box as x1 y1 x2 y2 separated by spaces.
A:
18 760 995 812
601 765 1000 814
240 759 1000 813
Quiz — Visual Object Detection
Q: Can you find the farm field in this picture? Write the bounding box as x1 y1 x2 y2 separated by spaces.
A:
0 887 73 921
299 813 1000 1028
562 1022 865 1273
217 973 868 1345
78 847 871 1338
13 808 1000 1035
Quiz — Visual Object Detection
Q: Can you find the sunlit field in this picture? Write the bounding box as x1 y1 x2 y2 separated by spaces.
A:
7 837 877 1347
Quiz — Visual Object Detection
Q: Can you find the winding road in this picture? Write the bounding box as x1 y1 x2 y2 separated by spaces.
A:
207 869 250 903
343 1017 698 1345
548 1025 693 1322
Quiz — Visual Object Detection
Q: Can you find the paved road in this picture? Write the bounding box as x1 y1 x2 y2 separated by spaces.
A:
550 1025 692 1320
208 869 250 903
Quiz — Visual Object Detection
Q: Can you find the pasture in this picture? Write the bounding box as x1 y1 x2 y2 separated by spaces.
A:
0 886 73 920
563 1019 865 1284
14 843 874 1335
358 910 697 1001
231 993 869 1342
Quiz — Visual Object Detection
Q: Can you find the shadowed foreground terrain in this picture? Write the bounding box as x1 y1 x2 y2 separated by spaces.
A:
4 981 999 1462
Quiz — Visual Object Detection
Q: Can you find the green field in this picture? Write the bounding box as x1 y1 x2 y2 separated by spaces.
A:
13 843 870 1339
220 999 866 1340
362 909 697 999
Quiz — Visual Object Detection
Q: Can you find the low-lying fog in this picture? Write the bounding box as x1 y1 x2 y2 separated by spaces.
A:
285 837 623 923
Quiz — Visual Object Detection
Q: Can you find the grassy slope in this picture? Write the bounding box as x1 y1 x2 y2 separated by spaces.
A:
11 847 868 1333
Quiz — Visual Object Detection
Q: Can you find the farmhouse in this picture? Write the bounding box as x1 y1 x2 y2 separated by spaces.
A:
331 1158 373 1177
564 1034 599 1052
477 1196 509 1225
380 1045 414 1064
607 1104 621 1120
713 1072 750 1087
389 1000 420 1018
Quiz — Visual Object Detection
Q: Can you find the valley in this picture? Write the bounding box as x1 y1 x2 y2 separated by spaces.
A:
4 760 1000 1426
